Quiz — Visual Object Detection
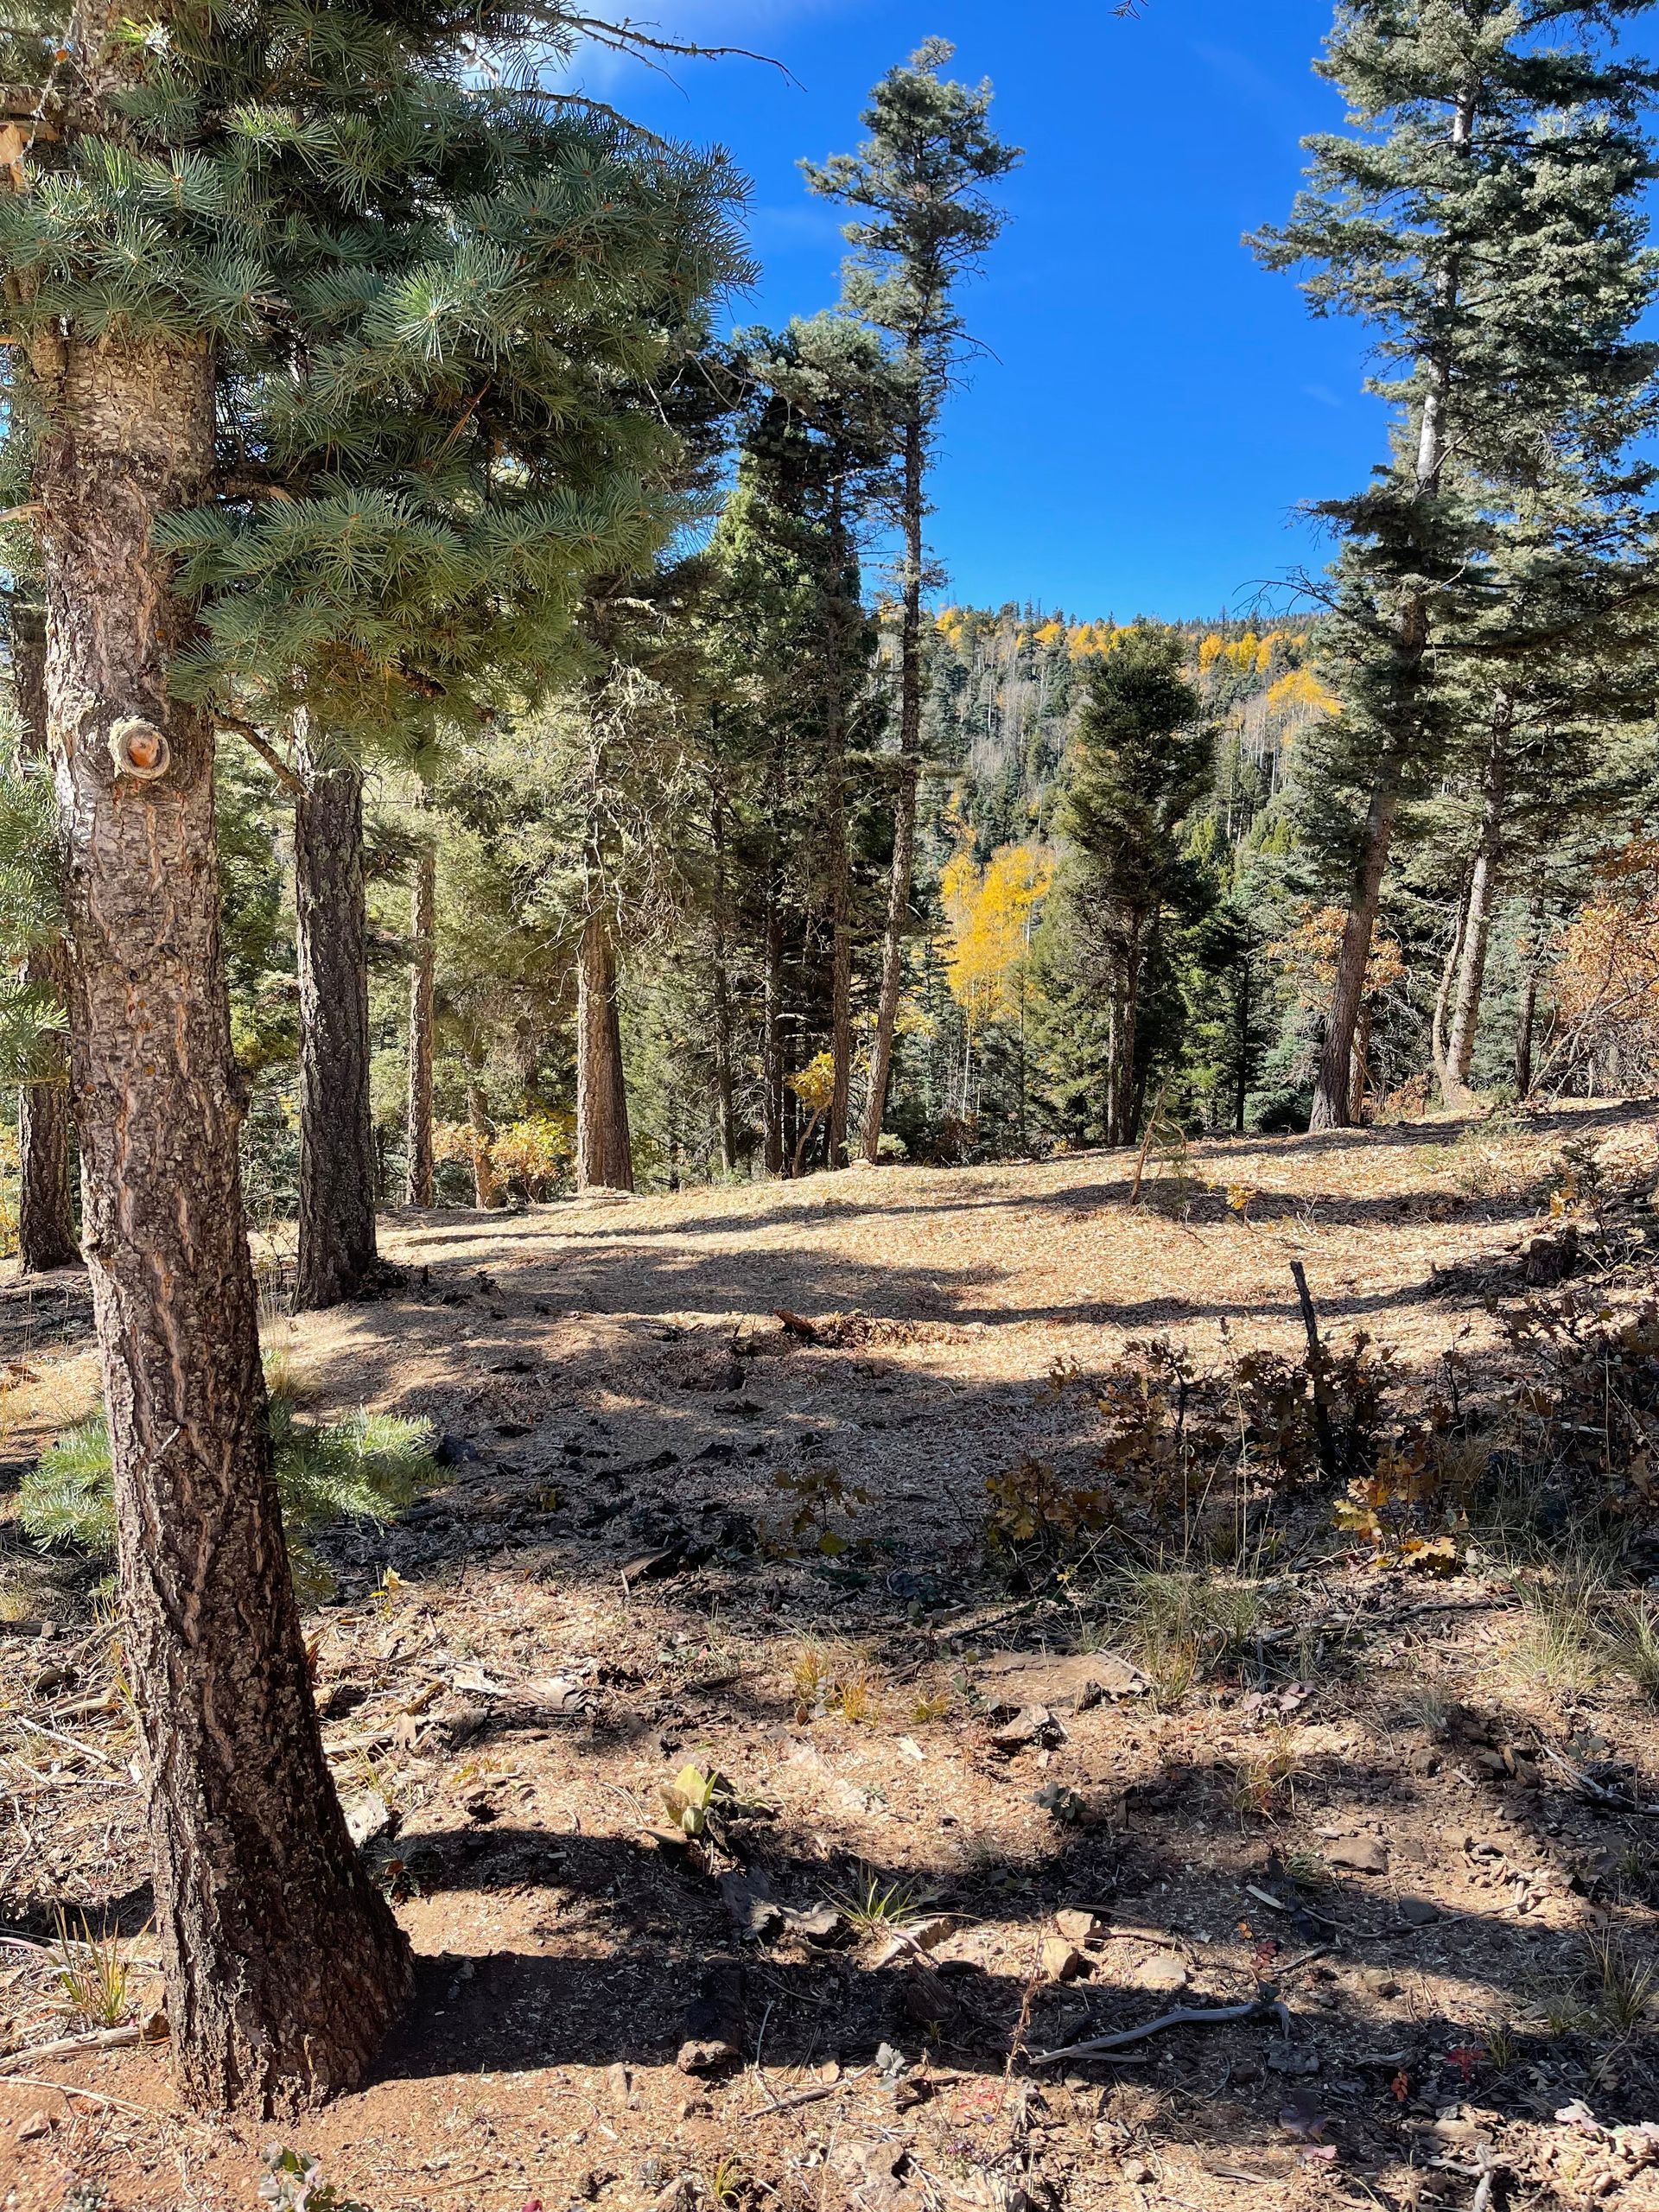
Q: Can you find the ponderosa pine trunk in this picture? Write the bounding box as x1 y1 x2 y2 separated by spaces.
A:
36 327 409 2112
1444 699 1511 1105
861 412 925 1162
405 836 435 1207
709 794 738 1176
1309 79 1475 1134
825 483 855 1169
762 865 785 1178
293 729 378 1307
575 891 633 1192
10 601 78 1270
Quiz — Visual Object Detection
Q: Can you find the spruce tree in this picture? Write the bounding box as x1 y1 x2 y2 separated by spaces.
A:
0 0 741 2110
1033 632 1213 1145
1255 0 1659 1128
804 41 1018 1162
710 315 900 1166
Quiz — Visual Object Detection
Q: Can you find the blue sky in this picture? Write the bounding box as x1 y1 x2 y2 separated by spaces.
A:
568 3 1389 620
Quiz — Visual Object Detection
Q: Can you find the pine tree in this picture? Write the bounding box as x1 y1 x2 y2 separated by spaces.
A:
707 315 900 1167
1033 632 1213 1145
1255 0 1659 1128
804 41 1018 1162
0 0 742 2110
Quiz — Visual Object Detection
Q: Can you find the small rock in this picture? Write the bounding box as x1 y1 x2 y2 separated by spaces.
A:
781 1901 846 1944
605 2061 633 2108
1054 1908 1097 1942
990 1703 1057 1751
1130 1951 1189 1994
1360 1968 1401 1997
16 2109 54 2142
1325 1835 1389 1875
1119 2157 1154 2186
1041 1938 1089 1983
1398 1899 1440 1927
341 1789 395 1850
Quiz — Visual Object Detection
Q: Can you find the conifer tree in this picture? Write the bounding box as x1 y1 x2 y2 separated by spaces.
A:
0 0 741 2110
1033 632 1212 1145
804 41 1018 1161
1256 0 1659 1128
712 315 900 1165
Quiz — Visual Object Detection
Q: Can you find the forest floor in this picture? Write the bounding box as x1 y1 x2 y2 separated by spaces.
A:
1 1098 1657 2212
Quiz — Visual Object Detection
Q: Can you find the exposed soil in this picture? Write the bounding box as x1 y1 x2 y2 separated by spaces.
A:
1 1100 1656 2212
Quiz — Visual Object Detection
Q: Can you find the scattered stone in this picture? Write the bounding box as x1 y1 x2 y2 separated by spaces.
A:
1325 1835 1389 1874
1041 1937 1089 1983
1054 1908 1098 1942
341 1789 395 1850
1130 1951 1189 1994
1119 2157 1154 2186
606 2062 634 2109
1360 1968 1401 1997
781 1902 846 1944
16 2110 54 2142
989 1704 1058 1751
1398 1898 1440 1927
976 1649 1148 1713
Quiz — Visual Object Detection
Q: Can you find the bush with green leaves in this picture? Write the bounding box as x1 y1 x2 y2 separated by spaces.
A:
19 1392 435 1562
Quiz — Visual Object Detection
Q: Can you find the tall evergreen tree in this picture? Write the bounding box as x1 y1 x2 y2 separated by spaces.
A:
0 0 741 2109
1255 0 1659 1128
804 41 1018 1162
1032 632 1213 1145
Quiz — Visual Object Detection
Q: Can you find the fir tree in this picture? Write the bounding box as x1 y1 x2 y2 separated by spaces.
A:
1033 632 1213 1145
1255 0 1659 1128
804 40 1018 1162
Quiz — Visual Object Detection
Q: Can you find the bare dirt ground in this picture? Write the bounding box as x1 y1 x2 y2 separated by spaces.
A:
1 1100 1657 2212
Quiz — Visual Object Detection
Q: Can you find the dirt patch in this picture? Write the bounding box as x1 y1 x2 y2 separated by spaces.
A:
0 1102 1656 2211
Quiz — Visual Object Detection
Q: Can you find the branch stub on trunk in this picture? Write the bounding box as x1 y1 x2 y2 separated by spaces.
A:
108 716 171 783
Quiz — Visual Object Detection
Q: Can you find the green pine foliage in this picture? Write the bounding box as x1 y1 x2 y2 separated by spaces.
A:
19 1391 435 1561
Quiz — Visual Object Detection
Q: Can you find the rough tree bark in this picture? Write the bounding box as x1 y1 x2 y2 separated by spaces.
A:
575 885 633 1192
467 1081 504 1208
10 601 79 1270
1309 80 1476 1133
709 791 738 1176
861 412 925 1161
762 863 785 1178
825 481 855 1169
1443 698 1511 1106
293 728 378 1307
37 327 410 2111
405 836 435 1207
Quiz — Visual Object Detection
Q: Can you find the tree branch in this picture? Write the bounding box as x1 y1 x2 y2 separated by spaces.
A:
217 713 302 795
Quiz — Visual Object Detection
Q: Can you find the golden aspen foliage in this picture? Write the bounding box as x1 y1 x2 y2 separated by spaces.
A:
939 842 1055 1027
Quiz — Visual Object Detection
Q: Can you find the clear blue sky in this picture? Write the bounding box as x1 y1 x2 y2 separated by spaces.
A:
569 3 1389 621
